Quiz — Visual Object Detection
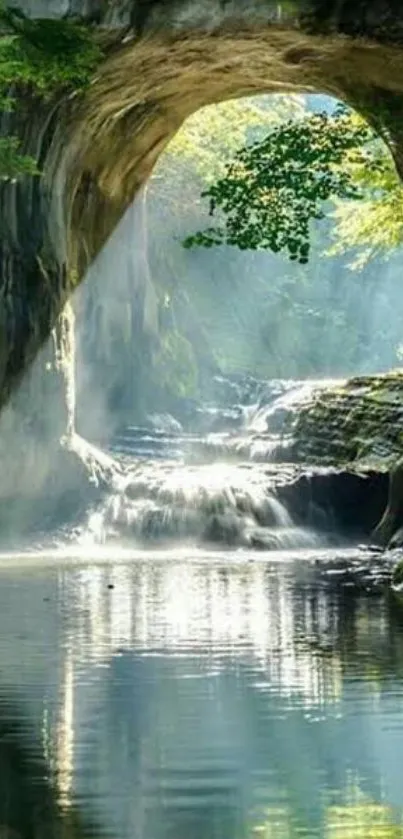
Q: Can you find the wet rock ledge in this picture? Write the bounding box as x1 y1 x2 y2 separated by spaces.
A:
292 370 403 466
287 370 403 553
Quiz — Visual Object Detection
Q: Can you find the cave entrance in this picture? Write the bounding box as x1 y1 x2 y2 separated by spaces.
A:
73 91 403 442
4 11 403 411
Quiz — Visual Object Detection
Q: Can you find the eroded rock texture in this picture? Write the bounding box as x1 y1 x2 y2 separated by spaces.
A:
3 0 403 409
289 371 403 548
292 372 403 465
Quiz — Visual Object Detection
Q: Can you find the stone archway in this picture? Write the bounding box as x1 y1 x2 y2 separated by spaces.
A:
4 0 403 408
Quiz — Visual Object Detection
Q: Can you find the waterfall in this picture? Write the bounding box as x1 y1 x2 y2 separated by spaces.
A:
79 459 322 550
53 300 76 441
74 194 160 441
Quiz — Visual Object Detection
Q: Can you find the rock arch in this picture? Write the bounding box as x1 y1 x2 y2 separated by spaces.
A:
3 0 403 406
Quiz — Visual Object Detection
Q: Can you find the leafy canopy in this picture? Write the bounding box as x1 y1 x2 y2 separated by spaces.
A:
184 108 376 263
160 94 305 185
327 137 403 267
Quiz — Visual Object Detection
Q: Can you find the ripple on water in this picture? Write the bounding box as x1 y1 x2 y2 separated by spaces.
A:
0 555 399 838
0 375 395 836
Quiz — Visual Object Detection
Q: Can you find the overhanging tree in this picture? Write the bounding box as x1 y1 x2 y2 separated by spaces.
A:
184 109 378 264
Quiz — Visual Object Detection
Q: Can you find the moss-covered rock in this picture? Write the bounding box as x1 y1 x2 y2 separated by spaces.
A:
290 371 403 578
292 370 403 467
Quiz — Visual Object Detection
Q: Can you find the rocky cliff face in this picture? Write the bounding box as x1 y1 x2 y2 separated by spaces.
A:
290 370 403 551
13 0 403 43
293 371 403 466
3 0 403 411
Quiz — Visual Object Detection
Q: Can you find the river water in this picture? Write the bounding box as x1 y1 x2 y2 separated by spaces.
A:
2 377 403 838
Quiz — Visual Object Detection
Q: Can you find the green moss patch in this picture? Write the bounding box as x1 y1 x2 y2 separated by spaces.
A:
293 370 403 466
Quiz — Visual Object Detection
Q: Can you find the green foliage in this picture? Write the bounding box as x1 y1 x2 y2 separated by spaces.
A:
184 109 374 263
0 3 102 180
0 135 39 180
327 143 403 267
0 4 102 94
160 95 305 186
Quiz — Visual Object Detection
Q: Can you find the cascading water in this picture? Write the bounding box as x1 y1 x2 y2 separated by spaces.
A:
192 377 346 463
76 376 344 551
53 300 77 441
244 378 345 433
80 461 322 550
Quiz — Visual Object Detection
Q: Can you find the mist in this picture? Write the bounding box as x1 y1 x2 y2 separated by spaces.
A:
0 91 401 546
72 92 403 437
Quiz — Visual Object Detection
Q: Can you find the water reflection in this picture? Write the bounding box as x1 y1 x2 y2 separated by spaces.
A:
0 694 101 838
0 557 403 837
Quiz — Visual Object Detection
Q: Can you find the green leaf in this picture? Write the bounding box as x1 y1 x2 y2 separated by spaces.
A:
183 108 377 263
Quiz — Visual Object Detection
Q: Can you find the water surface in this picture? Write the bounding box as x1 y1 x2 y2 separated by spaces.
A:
1 551 403 838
